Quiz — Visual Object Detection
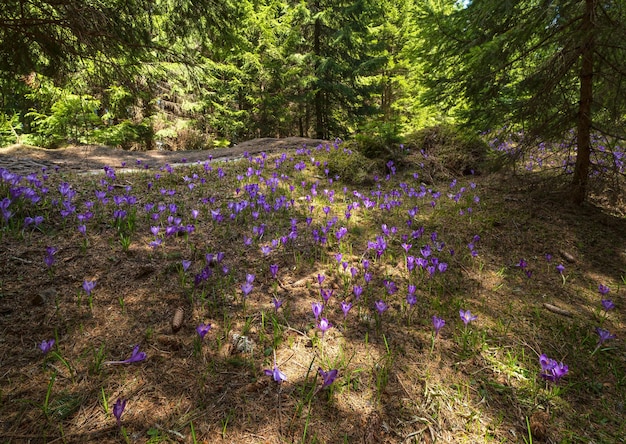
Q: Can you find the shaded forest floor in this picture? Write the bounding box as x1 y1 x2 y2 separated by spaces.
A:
0 139 625 443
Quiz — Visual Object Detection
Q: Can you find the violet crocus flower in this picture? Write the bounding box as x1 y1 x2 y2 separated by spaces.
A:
82 280 96 296
241 282 253 297
318 367 338 388
432 316 445 336
601 299 615 311
272 297 283 311
312 302 323 320
105 345 146 365
317 274 325 285
341 301 353 318
320 288 334 304
374 300 388 314
39 339 55 354
44 246 57 268
269 264 279 279
459 309 477 325
539 354 568 383
353 285 363 300
181 260 191 272
264 363 287 383
406 284 417 307
556 264 565 274
595 327 616 346
196 323 211 339
598 284 610 296
113 398 126 426
317 318 332 335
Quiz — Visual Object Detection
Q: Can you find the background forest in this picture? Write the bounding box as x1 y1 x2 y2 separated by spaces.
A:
1 0 427 149
3 0 626 203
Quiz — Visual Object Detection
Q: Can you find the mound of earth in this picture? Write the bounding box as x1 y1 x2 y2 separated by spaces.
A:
0 137 327 174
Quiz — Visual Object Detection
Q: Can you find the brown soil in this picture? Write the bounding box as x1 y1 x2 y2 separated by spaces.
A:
0 137 327 174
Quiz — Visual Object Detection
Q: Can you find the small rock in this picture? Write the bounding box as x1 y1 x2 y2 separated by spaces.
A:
232 333 255 354
32 288 57 306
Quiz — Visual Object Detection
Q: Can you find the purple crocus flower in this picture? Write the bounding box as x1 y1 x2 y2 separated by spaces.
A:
432 316 445 336
264 363 287 383
39 339 55 354
556 264 565 274
406 284 417 307
598 284 610 296
312 302 323 320
320 288 334 304
317 318 332 335
269 264 279 279
364 272 372 284
601 299 615 311
82 280 96 296
113 398 127 426
539 354 568 383
353 285 363 300
595 327 616 346
384 280 397 295
196 323 211 339
44 246 57 268
317 274 325 285
272 297 283 311
181 260 191 272
241 282 253 297
459 309 477 325
341 301 353 318
374 300 388 314
105 345 146 365
318 367 338 388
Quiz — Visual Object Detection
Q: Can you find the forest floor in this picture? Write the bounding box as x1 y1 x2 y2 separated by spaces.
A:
0 138 625 443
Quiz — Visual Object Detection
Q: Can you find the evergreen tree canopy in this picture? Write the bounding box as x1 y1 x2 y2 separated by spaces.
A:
0 0 235 78
419 0 626 203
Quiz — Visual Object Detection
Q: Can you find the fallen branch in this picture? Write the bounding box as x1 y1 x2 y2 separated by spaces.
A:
543 303 573 317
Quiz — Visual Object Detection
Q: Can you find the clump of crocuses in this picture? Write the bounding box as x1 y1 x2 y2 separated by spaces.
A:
539 354 568 384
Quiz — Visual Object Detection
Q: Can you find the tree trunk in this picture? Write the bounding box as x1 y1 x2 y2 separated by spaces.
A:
571 0 596 205
313 10 326 140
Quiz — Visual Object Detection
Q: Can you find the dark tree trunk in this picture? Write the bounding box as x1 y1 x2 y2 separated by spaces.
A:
313 9 325 140
572 0 596 205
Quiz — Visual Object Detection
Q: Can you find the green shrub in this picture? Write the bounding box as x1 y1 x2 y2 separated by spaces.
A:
353 122 404 161
92 120 151 149
404 124 488 176
26 94 101 148
0 113 21 147
322 144 379 185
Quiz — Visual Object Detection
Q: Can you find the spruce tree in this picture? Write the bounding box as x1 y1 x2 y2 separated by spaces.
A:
419 0 626 203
